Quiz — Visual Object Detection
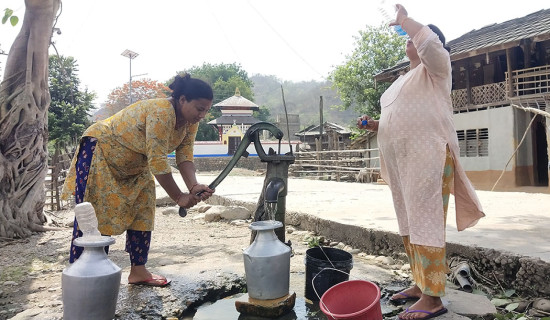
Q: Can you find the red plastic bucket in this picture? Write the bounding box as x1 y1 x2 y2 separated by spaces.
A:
319 280 382 320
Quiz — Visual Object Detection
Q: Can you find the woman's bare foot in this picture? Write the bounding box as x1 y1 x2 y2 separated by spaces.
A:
398 294 446 320
390 285 422 303
128 265 170 287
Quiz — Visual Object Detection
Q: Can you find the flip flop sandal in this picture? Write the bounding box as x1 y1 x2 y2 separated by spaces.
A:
398 307 448 320
389 291 420 305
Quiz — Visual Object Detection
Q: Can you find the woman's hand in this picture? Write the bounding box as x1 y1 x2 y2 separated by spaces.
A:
390 4 409 27
357 115 377 131
190 183 215 201
176 192 200 209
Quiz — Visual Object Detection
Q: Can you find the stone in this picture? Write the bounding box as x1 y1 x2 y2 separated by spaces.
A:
235 292 296 318
533 298 550 312
204 211 221 222
8 309 43 320
197 204 212 213
444 289 497 317
375 256 394 265
162 207 178 215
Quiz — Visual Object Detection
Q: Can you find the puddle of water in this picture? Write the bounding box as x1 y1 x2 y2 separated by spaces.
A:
183 281 409 319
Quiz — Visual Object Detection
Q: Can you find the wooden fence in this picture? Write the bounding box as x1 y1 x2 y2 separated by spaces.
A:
290 147 380 182
45 148 74 211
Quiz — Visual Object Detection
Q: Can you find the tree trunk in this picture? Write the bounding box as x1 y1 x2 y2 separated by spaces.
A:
0 0 60 238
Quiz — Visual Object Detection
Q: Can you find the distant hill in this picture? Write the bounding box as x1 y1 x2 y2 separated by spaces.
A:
251 75 357 129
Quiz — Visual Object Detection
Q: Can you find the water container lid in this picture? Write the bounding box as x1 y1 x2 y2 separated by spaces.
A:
249 220 283 231
73 235 116 247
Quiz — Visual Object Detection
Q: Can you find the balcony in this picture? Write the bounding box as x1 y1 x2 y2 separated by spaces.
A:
452 65 550 113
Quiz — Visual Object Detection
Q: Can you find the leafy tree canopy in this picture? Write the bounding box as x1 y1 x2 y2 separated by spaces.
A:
48 55 95 147
179 63 255 141
103 79 170 117
329 24 406 117
184 62 254 104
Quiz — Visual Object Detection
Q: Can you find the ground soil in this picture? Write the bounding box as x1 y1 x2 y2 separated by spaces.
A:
0 169 405 320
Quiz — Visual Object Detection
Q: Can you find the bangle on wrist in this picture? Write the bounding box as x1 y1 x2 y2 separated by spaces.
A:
189 183 199 193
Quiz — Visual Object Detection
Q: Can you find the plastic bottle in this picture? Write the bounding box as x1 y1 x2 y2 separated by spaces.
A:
378 0 408 37
74 202 101 238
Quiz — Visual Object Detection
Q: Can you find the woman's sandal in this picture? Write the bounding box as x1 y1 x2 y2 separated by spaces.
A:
389 291 420 305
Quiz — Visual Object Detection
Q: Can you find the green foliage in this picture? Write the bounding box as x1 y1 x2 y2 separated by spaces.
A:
251 75 357 128
48 55 95 147
195 119 219 141
253 105 271 122
184 62 254 104
2 8 18 26
329 24 406 117
179 63 255 141
307 237 320 248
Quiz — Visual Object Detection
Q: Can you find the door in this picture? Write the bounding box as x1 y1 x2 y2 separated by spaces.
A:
533 117 549 186
228 136 241 155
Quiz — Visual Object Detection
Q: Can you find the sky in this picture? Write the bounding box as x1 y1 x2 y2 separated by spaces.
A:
1 0 549 107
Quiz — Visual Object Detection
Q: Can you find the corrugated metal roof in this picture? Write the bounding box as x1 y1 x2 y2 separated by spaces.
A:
448 8 550 59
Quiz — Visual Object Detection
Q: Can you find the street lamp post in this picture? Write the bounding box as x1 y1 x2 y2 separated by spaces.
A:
121 49 139 104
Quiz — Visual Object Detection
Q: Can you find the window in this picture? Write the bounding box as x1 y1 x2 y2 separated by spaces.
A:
456 128 489 157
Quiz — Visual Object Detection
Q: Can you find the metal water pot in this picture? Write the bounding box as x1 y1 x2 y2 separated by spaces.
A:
62 236 122 320
243 220 291 300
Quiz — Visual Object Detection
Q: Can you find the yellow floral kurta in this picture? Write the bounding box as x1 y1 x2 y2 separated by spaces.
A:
61 98 198 235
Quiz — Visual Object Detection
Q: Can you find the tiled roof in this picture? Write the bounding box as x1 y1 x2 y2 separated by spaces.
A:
214 88 259 109
448 8 550 60
295 122 351 136
375 8 550 81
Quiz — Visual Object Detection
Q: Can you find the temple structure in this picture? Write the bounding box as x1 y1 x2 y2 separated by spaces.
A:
208 88 260 154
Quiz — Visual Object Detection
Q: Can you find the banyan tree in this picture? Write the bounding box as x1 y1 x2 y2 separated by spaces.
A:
0 0 61 239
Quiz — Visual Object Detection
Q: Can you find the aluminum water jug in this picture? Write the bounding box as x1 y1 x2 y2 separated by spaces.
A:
243 220 291 300
62 202 121 320
62 236 121 319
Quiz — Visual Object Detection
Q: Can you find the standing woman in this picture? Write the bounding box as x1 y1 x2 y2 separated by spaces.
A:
358 4 484 320
62 73 215 287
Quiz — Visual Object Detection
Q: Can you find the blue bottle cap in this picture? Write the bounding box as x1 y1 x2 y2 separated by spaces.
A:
361 119 368 126
394 25 407 36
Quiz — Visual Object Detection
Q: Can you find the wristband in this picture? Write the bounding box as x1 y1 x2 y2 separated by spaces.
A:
189 183 199 193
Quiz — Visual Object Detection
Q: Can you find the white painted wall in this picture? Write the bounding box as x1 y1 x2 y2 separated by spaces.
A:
453 106 515 172
179 140 299 157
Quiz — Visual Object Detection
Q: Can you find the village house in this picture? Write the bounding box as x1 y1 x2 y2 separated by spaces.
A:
372 8 550 192
295 122 352 151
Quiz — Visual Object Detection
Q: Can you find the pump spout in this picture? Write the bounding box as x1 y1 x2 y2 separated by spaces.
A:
265 178 285 204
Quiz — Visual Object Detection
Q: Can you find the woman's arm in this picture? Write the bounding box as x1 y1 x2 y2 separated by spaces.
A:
178 161 214 199
155 172 201 208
